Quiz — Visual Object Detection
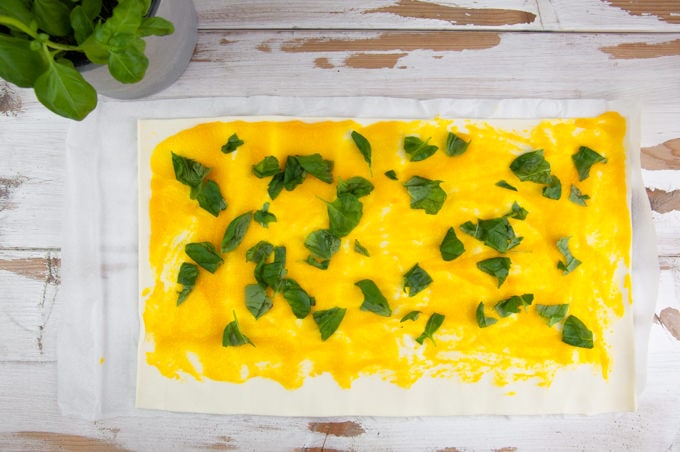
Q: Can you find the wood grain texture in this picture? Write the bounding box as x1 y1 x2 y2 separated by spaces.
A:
600 37 680 59
642 138 680 170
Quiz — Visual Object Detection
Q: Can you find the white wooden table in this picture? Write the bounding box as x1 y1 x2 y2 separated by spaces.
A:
1 1 679 450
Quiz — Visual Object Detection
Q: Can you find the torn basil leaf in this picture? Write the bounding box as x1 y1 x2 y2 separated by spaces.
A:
404 136 438 161
222 311 254 347
305 256 330 270
258 246 287 293
460 217 522 253
494 294 534 317
505 201 528 220
556 237 581 274
246 241 274 264
384 170 398 180
476 302 498 328
221 133 244 154
568 185 590 206
573 146 607 181
185 242 223 273
542 175 562 200
477 257 511 287
403 263 433 297
439 227 465 261
510 150 552 184
416 312 445 345
325 193 363 237
354 239 370 257
313 307 346 341
254 202 277 228
253 155 280 178
355 279 391 317
267 172 285 200
495 180 517 191
195 179 227 217
221 211 253 253
282 278 314 319
400 310 421 322
337 176 374 198
445 131 470 157
245 283 273 319
562 315 594 348
536 304 569 326
282 156 306 191
296 153 334 184
351 130 372 173
304 229 341 260
403 176 447 215
176 262 199 305
171 152 211 192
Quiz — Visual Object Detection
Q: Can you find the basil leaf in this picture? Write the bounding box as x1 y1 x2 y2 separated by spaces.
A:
400 310 421 322
196 180 227 217
403 263 433 297
185 242 223 274
222 312 254 347
313 307 346 341
34 0 73 37
445 132 470 156
536 304 569 326
354 239 370 257
81 0 102 21
70 5 95 45
282 278 314 319
305 256 330 270
0 0 35 26
296 153 334 184
568 185 590 206
107 37 148 84
254 202 277 228
222 133 244 153
221 211 253 253
384 170 398 180
355 279 391 317
283 156 306 191
494 294 534 317
176 262 199 306
304 229 340 260
476 302 498 328
477 257 511 287
562 315 594 348
245 283 273 319
171 152 211 193
510 150 552 184
246 241 274 264
138 16 175 37
572 146 607 181
33 60 98 121
351 130 372 173
253 156 280 178
556 237 581 275
460 217 522 253
505 201 528 220
404 136 438 161
403 176 447 215
0 34 48 88
416 312 445 345
267 172 285 200
325 193 363 238
259 246 287 292
439 227 465 261
542 175 562 200
495 180 517 191
337 176 374 198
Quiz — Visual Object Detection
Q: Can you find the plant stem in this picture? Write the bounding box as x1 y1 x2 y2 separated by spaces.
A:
0 15 81 52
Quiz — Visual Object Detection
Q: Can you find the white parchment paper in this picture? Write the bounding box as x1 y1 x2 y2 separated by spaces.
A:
57 96 658 420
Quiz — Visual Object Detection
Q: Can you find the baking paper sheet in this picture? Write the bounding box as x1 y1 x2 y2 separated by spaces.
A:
57 97 658 420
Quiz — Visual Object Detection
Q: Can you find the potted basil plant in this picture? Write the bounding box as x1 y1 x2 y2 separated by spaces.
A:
0 0 197 121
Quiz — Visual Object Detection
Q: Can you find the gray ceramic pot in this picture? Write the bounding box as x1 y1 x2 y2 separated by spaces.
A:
79 0 197 99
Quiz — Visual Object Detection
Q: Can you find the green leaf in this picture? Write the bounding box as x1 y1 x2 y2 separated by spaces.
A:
556 237 581 275
572 146 607 181
536 304 569 327
97 0 145 37
542 175 562 200
267 172 285 200
445 132 470 156
176 262 198 305
0 35 48 88
477 257 511 287
325 193 363 238
245 283 273 319
81 0 102 20
33 0 72 37
254 202 277 228
138 16 175 37
384 170 398 180
282 156 305 191
70 5 95 44
246 241 274 264
460 217 522 253
222 311 254 347
258 246 287 292
476 302 497 328
281 278 314 319
416 312 445 345
351 130 372 173
353 239 370 257
505 201 528 220
107 37 148 84
355 279 391 317
313 307 346 341
403 263 433 297
79 33 110 65
196 180 227 217
221 211 253 253
404 136 438 162
0 0 35 26
403 176 447 215
185 242 223 273
400 310 421 322
296 153 334 184
304 229 340 260
562 315 594 348
305 256 330 270
439 227 465 261
221 133 244 154
568 185 590 206
510 150 552 184
494 294 534 317
172 152 210 190
33 60 97 121
337 176 374 198
495 180 517 191
253 156 280 178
